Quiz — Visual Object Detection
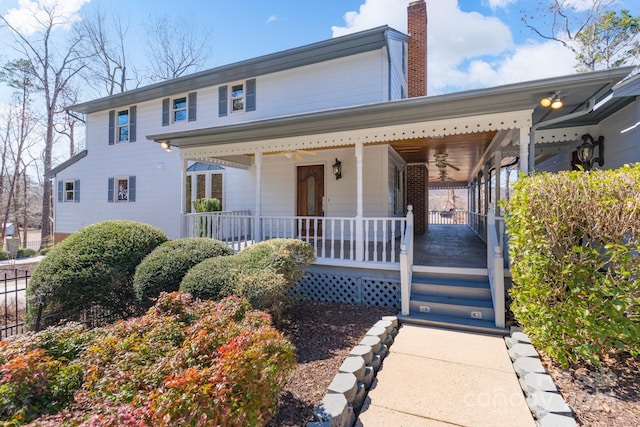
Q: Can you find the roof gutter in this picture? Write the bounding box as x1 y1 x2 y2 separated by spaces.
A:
528 97 596 173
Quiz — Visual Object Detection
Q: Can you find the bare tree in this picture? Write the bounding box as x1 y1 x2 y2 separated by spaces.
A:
144 15 211 81
0 2 90 248
522 0 640 71
76 5 138 96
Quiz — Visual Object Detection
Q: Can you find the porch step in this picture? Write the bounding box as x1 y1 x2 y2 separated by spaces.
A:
402 271 504 333
398 312 509 336
409 294 494 320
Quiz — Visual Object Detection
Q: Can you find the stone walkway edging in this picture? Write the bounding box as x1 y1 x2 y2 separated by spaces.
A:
306 315 398 427
505 327 578 427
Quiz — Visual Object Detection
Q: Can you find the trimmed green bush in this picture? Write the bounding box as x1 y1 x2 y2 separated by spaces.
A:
234 270 289 324
17 248 36 258
133 238 234 307
39 247 51 256
26 220 168 329
505 164 640 367
180 255 239 300
0 249 9 260
0 293 296 425
192 197 222 212
236 238 315 283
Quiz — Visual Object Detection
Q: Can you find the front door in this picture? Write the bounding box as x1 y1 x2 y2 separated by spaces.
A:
297 165 324 237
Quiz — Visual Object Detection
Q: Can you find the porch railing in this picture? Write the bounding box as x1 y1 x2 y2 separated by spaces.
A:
187 211 408 264
487 208 505 328
428 210 469 225
400 206 414 315
261 215 407 263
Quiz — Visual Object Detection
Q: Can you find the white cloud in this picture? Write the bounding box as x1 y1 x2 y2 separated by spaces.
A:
331 0 580 93
332 0 410 36
266 15 277 24
4 0 90 35
484 0 517 10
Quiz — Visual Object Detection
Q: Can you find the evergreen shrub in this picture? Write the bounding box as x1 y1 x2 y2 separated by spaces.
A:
133 237 233 307
505 164 640 366
26 220 168 329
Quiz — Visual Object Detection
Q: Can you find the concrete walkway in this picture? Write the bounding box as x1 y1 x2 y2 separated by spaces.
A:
357 325 535 427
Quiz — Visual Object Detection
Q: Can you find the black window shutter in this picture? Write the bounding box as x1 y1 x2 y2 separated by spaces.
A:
108 178 114 202
129 106 137 142
75 179 80 202
162 98 170 126
218 86 228 117
246 79 256 112
129 176 136 202
188 92 197 122
108 110 115 145
57 180 63 202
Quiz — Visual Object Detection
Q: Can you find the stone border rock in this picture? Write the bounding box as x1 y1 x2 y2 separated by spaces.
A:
306 315 398 427
505 327 577 427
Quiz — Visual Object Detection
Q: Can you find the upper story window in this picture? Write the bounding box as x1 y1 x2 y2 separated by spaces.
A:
108 106 137 145
173 97 187 122
219 79 256 117
162 92 197 126
231 84 244 112
117 110 129 142
57 179 80 203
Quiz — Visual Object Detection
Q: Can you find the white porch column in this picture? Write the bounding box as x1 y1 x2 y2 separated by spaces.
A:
519 127 529 175
493 150 502 215
180 158 188 237
254 152 263 243
355 141 364 262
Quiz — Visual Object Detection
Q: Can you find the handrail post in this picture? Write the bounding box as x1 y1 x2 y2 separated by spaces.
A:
400 205 414 316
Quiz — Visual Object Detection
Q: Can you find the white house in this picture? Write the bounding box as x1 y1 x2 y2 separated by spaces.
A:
49 1 640 332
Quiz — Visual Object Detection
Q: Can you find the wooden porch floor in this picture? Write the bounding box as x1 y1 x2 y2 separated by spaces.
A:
412 225 487 268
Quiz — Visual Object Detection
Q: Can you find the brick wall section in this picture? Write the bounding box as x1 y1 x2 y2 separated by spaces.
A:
54 232 71 244
408 0 427 98
407 164 428 234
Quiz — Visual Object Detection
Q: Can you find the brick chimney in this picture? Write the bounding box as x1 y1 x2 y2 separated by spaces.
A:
407 0 427 97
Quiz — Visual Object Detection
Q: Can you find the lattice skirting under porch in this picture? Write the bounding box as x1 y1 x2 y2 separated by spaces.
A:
291 270 401 308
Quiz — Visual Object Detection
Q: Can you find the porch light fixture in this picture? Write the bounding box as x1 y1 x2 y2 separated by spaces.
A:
540 92 563 109
332 158 342 180
159 141 172 152
577 133 604 170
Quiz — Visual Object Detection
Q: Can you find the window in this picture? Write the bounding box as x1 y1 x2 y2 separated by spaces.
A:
173 97 187 122
218 79 256 117
57 179 80 203
117 110 129 142
394 167 406 214
108 176 136 203
186 162 224 212
108 106 136 144
231 84 244 112
162 92 197 126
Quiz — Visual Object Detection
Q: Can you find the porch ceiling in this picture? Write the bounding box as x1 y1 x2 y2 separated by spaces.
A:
387 131 497 183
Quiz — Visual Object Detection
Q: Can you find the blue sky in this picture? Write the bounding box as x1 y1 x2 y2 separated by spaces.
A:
1 0 639 96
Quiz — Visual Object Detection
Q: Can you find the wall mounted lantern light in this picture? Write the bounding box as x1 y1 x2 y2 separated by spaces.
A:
332 158 342 180
160 141 172 152
577 133 604 170
540 92 563 109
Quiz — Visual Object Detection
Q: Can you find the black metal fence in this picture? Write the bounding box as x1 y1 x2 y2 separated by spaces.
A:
1 270 28 339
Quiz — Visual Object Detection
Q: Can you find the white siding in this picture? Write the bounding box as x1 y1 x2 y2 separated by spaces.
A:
388 39 408 100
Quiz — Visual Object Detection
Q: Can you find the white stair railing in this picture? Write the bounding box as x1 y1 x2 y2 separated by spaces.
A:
487 206 505 328
400 206 414 316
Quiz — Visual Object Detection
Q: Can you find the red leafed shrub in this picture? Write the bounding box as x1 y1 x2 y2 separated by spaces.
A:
0 293 296 426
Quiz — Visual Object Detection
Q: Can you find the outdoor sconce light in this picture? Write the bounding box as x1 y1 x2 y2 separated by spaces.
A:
577 133 604 170
540 92 563 109
160 141 172 152
332 158 342 180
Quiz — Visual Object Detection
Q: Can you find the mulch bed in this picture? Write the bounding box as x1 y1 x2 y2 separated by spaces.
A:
267 301 395 427
541 352 640 426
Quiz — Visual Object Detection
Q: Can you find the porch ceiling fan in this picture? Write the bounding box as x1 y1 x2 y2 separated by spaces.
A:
434 169 456 182
280 149 317 161
431 153 460 171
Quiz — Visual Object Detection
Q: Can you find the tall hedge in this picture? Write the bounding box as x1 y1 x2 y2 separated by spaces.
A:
505 164 640 366
133 238 234 307
27 221 168 329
